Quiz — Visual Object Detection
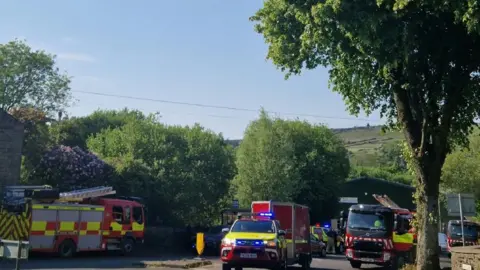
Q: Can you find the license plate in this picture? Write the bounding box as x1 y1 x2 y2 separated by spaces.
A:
359 258 375 262
240 253 257 259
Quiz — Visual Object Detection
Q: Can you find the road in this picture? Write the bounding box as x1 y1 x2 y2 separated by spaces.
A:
0 254 451 270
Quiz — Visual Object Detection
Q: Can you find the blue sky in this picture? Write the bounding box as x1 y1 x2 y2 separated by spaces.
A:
1 0 382 139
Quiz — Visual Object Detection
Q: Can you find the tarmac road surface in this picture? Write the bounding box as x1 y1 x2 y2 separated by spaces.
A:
0 254 451 270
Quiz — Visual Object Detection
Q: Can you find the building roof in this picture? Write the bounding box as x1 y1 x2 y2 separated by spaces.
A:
346 177 415 190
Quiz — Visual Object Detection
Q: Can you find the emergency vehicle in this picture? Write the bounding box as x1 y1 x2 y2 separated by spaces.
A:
0 185 145 257
220 201 311 270
446 220 479 255
343 195 415 269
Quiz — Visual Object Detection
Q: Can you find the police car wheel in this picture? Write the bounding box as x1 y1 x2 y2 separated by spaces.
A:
58 239 76 258
321 248 327 257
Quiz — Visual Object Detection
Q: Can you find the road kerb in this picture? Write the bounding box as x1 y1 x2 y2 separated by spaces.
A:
132 259 213 269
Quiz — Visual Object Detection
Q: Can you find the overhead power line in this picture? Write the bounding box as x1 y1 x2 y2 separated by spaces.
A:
73 90 380 122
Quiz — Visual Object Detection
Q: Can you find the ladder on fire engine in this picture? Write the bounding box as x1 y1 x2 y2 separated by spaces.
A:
372 194 401 208
57 186 116 202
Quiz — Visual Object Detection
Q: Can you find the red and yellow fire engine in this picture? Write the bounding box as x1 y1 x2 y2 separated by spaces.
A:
0 185 145 257
342 195 416 269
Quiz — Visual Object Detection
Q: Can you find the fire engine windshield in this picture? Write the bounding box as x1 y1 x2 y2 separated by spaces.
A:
231 220 275 233
449 224 477 237
347 211 393 231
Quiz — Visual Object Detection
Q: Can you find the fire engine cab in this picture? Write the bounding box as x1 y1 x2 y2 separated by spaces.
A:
0 185 145 257
344 204 414 269
220 201 311 270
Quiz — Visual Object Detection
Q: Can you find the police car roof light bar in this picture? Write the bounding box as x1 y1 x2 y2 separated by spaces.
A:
237 212 274 219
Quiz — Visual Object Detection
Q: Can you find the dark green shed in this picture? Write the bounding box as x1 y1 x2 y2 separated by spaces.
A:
338 177 416 214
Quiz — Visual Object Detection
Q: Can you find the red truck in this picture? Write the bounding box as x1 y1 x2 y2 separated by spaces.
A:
220 201 312 270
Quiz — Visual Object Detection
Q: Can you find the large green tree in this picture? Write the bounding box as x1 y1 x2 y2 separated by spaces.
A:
0 39 71 115
251 1 480 269
234 111 350 222
87 117 235 226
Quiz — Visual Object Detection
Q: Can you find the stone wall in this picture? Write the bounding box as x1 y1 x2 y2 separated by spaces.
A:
0 110 24 195
451 245 480 270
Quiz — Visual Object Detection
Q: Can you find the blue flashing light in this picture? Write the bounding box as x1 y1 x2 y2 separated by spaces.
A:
259 212 273 217
236 240 265 246
324 224 330 228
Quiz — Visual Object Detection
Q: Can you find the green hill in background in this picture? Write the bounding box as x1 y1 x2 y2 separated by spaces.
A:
227 125 403 167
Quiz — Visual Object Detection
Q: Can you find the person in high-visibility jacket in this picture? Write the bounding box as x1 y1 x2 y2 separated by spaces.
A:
374 216 385 228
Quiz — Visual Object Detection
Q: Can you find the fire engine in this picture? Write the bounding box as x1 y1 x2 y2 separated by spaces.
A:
342 195 415 269
220 201 311 270
446 219 479 255
0 185 145 257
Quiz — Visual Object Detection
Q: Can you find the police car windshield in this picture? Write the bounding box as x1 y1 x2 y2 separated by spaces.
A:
231 220 275 233
348 211 389 231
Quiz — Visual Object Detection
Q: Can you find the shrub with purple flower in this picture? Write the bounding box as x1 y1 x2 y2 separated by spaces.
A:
30 145 115 191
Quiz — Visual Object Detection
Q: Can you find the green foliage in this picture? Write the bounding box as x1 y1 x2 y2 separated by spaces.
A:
50 108 147 149
233 110 350 221
0 39 72 115
87 118 235 227
442 135 480 216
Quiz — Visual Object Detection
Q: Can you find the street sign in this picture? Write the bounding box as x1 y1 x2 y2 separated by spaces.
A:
447 193 476 217
339 197 358 204
232 199 239 209
196 232 205 256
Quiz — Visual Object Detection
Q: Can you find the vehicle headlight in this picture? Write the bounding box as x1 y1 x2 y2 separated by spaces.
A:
222 238 234 245
264 240 276 247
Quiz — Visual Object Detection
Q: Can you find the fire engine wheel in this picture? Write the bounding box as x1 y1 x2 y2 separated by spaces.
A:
349 261 361 269
58 239 76 258
121 238 135 255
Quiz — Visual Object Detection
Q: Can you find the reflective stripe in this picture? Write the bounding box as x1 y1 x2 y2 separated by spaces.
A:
32 204 104 211
32 221 47 231
59 221 75 231
286 239 308 243
87 222 101 231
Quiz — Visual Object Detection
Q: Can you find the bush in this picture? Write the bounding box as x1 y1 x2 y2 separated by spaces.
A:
29 145 115 191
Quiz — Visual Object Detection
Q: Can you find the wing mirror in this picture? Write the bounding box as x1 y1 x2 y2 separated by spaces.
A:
278 230 286 236
222 228 230 234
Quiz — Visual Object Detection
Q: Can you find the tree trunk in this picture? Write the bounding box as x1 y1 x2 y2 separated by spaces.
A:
415 168 441 270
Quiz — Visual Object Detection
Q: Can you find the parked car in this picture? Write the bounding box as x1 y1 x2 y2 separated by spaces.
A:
438 232 448 254
310 233 327 257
